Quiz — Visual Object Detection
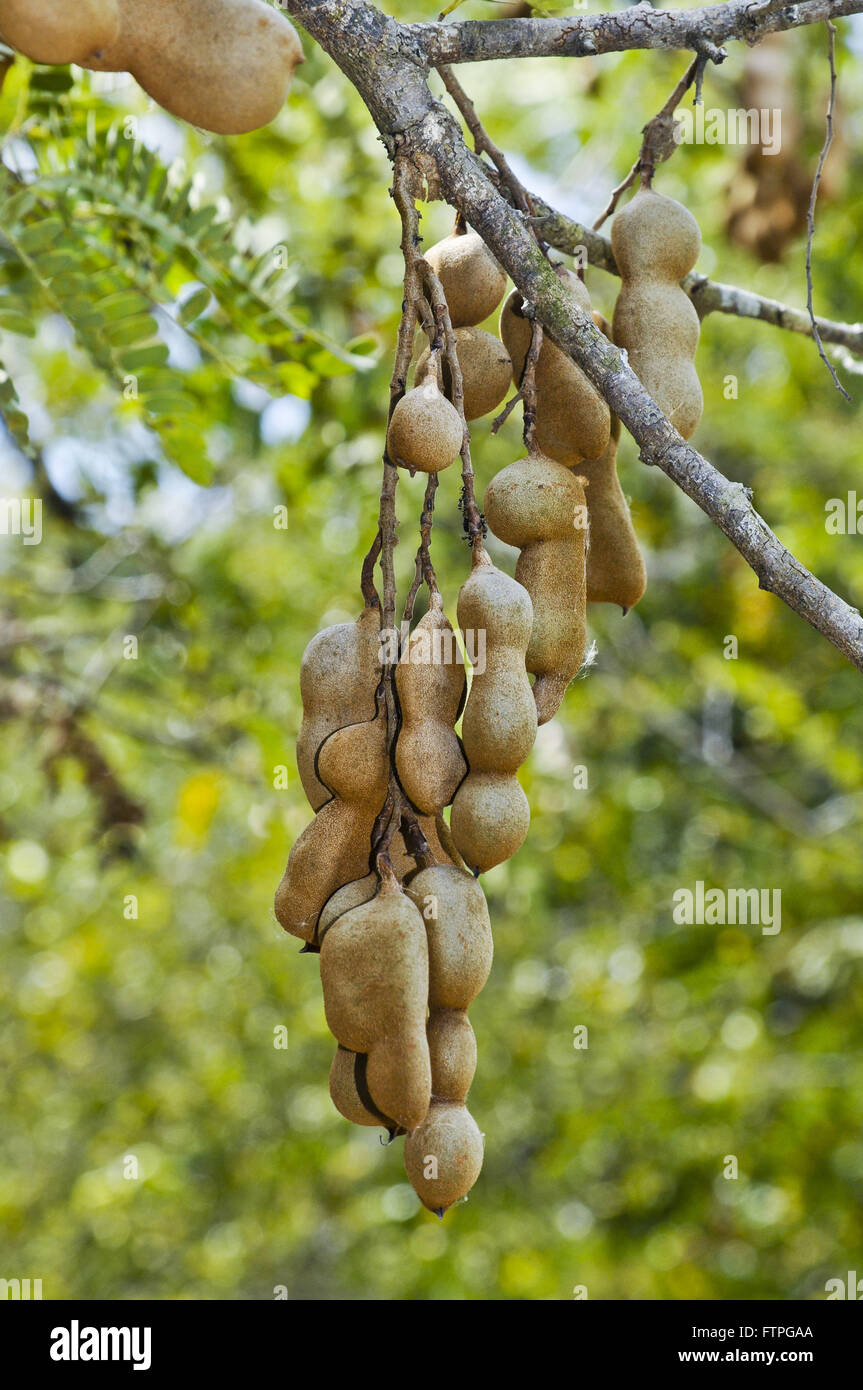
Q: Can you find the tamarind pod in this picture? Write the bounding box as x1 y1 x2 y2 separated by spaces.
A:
82 0 304 136
425 228 507 328
484 454 588 725
317 873 378 946
395 596 467 816
456 548 536 774
329 1046 389 1129
404 1101 484 1214
297 605 382 812
319 876 431 1131
365 1033 432 1134
386 378 463 475
315 814 463 950
577 317 647 612
450 547 536 872
0 0 119 63
449 771 531 873
611 188 703 439
427 1009 477 1103
581 414 647 611
415 327 512 421
433 814 469 875
319 876 429 1054
404 864 493 1010
403 869 487 1207
499 268 610 466
274 717 389 941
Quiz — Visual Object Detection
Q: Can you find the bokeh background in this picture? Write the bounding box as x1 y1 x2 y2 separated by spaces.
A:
1 2 862 1301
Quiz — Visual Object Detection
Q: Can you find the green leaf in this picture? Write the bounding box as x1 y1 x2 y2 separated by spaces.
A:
178 288 212 326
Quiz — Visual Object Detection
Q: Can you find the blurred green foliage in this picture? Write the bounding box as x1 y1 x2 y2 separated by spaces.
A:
1 4 862 1301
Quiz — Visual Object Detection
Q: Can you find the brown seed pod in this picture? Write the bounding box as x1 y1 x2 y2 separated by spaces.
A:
404 1101 484 1214
320 875 431 1132
611 188 703 439
427 1009 477 1103
415 327 512 422
386 373 463 475
449 772 531 873
82 0 304 136
500 267 610 466
582 413 647 611
449 547 536 873
329 1046 383 1128
274 714 388 942
405 864 493 1010
0 0 119 63
320 876 428 1052
403 864 490 1208
365 1032 432 1135
484 453 588 725
576 315 646 612
297 605 382 812
317 873 378 946
395 596 467 816
425 228 507 328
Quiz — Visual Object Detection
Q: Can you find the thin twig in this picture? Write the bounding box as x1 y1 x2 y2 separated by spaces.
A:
402 473 440 626
376 156 451 874
437 62 552 257
805 21 850 400
490 389 523 435
437 63 531 216
592 48 728 229
360 527 382 611
520 318 543 453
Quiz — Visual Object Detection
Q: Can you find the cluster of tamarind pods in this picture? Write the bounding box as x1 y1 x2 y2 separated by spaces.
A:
277 189 703 1213
7 3 704 1213
0 0 304 135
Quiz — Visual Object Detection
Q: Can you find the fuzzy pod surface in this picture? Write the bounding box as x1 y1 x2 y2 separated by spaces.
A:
83 0 304 135
416 327 512 421
386 378 463 475
611 188 703 439
319 876 429 1053
320 876 431 1132
484 452 588 725
500 268 610 466
449 547 536 873
329 1046 388 1129
425 228 508 329
404 1101 484 1214
404 864 493 1010
427 1009 477 1103
274 714 389 941
581 412 647 610
296 605 382 812
395 596 467 816
0 0 119 63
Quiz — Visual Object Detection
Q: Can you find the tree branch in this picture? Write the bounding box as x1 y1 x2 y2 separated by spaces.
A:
411 0 863 65
287 0 863 672
805 20 850 398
